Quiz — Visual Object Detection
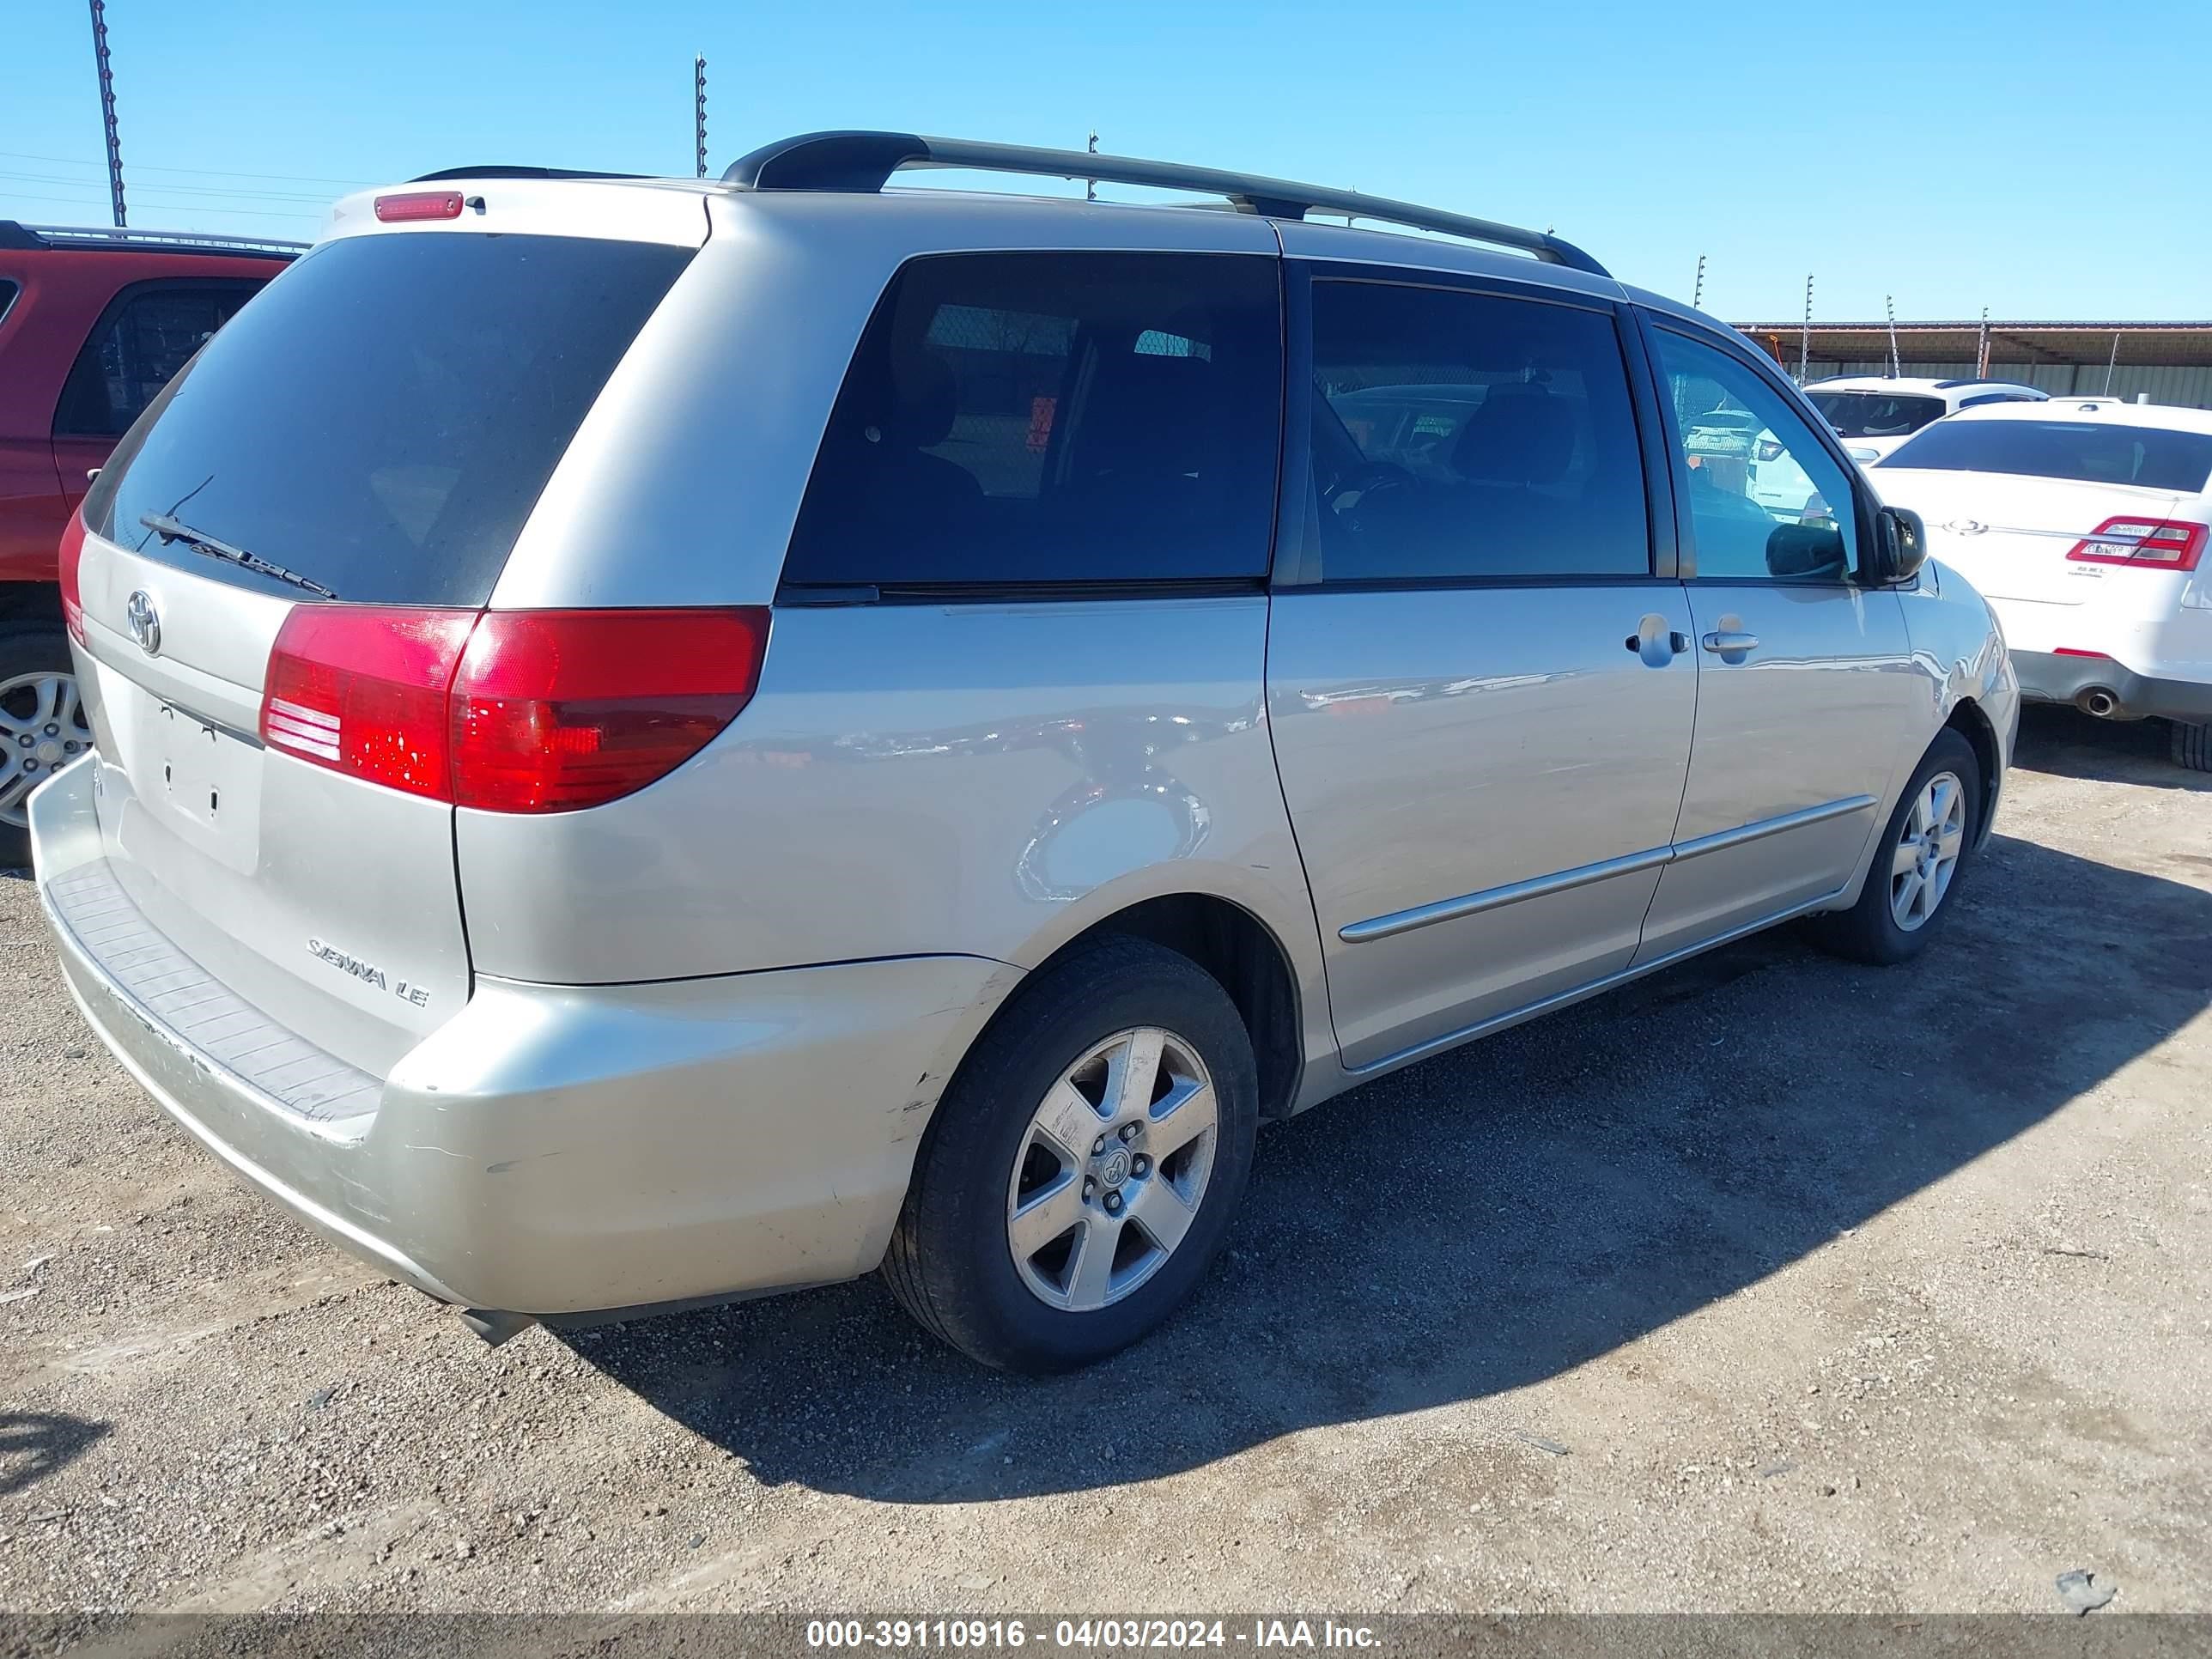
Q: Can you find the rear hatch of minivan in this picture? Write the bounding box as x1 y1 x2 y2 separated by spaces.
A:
61 211 702 1080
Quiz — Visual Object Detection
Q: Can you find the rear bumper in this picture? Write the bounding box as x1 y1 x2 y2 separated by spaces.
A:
29 757 1018 1316
2010 649 2212 725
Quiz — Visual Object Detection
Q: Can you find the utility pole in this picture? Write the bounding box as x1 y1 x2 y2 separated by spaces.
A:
88 0 126 228
1800 274 1814 382
1885 295 1901 379
1085 130 1098 202
694 54 708 179
1692 254 1705 311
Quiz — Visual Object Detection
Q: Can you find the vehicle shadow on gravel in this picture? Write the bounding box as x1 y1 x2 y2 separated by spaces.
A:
567 830 2212 1504
0 1413 110 1498
2014 703 2211 792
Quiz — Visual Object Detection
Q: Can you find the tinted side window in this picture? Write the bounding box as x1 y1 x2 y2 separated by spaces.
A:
783 252 1283 587
1655 330 1857 583
0 279 19 329
55 282 257 437
1308 281 1650 583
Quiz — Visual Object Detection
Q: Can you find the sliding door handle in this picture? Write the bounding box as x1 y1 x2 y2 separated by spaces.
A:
1702 629 1760 655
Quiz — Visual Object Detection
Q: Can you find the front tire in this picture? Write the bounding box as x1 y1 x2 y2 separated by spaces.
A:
1811 727 1982 966
2172 720 2210 773
0 623 88 870
883 936 1258 1373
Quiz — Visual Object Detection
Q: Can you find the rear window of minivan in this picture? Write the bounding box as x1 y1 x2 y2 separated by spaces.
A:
87 232 692 606
1880 419 2212 493
782 251 1283 590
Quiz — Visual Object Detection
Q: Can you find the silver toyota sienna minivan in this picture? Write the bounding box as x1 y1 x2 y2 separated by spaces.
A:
31 133 2018 1372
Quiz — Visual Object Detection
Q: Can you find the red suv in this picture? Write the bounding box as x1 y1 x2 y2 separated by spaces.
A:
0 221 296 863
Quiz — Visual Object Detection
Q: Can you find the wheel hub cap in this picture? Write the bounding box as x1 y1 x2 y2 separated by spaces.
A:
1005 1025 1221 1312
1889 770 1966 933
1 669 89 830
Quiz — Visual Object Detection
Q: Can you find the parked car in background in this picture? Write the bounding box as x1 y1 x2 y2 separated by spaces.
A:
1874 398 2212 770
32 136 2015 1372
0 222 298 863
1805 375 2049 465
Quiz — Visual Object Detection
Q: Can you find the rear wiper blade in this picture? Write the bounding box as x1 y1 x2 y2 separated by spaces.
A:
138 512 338 599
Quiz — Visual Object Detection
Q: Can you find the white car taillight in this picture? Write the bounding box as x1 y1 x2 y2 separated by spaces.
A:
2065 517 2208 571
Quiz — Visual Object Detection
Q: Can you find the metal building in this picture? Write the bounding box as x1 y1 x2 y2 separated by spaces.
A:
1729 320 2212 407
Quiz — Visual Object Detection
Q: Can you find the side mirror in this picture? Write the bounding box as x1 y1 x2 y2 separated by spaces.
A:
1863 504 1929 585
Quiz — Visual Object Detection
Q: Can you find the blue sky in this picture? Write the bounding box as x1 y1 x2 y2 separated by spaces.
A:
7 0 2208 321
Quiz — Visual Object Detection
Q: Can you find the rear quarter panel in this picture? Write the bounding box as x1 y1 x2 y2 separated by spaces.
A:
453 598 1335 1069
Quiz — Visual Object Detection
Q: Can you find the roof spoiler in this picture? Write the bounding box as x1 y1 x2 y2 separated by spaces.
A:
721 131 1609 276
410 166 649 182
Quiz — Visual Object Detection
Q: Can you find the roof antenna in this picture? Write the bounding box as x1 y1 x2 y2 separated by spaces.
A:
1976 307 1991 378
1692 253 1705 311
1085 130 1097 202
1885 295 1901 379
2104 329 2120 395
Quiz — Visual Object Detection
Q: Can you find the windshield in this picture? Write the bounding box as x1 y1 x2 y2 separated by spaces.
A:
1806 391 1946 439
1879 419 2212 493
87 231 692 606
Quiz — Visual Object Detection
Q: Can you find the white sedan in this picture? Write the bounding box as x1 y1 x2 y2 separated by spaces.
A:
1873 398 2212 769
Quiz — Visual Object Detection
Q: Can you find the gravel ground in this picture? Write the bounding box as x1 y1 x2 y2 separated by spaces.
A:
2 706 2208 1616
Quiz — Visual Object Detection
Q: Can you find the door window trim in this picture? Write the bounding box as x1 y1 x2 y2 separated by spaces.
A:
1274 260 1673 591
50 276 266 439
1632 309 1877 586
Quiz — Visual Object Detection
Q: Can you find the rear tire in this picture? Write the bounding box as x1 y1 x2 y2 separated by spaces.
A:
883 936 1258 1373
2172 720 2211 773
1810 728 1982 966
0 623 87 871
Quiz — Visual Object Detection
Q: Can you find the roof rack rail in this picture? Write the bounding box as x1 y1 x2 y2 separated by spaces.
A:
410 165 648 182
722 131 1608 277
0 220 305 257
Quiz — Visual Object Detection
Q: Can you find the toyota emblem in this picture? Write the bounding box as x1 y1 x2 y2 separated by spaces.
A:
125 590 161 656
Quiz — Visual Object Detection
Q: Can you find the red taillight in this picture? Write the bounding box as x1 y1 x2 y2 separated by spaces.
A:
262 606 477 799
259 606 769 813
58 507 88 644
2065 517 2208 571
450 610 769 812
374 191 465 222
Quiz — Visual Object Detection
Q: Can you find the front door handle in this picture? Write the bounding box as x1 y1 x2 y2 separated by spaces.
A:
1625 617 1694 666
1702 629 1760 656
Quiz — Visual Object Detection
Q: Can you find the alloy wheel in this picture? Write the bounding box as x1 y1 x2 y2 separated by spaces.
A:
0 669 88 828
1889 769 1966 932
1005 1026 1220 1312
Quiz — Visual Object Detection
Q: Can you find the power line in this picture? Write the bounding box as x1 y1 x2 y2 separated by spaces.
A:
0 187 319 222
0 149 374 188
0 168 337 204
